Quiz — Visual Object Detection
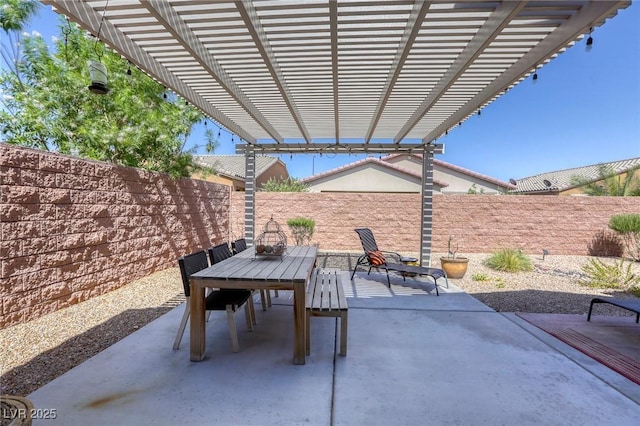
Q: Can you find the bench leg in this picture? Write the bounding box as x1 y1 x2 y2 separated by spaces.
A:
339 312 348 356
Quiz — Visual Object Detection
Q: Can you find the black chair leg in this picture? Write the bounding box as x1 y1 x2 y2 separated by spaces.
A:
350 264 359 280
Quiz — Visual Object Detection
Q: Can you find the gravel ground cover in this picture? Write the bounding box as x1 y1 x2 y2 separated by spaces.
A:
1 252 638 397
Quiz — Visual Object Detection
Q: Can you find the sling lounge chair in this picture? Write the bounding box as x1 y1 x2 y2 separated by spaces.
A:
351 228 448 295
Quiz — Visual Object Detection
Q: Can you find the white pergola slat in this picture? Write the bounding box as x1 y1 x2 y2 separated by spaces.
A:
44 0 631 264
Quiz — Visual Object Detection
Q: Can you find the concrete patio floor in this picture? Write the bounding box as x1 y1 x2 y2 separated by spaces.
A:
28 270 639 425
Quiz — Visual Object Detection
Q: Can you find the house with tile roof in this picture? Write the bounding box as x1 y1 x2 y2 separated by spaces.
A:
511 157 640 195
194 155 289 191
302 153 513 194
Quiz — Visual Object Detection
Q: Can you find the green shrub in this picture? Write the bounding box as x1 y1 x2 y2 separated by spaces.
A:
484 249 533 272
608 213 640 261
286 217 315 245
260 177 309 192
471 272 490 281
579 258 640 290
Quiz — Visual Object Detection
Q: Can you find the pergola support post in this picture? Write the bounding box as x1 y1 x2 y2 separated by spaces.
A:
420 146 435 266
244 145 256 245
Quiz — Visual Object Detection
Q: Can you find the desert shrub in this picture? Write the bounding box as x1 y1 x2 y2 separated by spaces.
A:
587 229 624 257
484 248 533 272
260 177 309 192
286 217 315 245
471 272 489 281
579 258 640 290
608 213 640 261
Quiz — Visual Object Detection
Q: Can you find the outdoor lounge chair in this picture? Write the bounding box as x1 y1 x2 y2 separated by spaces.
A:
351 228 447 295
173 250 254 352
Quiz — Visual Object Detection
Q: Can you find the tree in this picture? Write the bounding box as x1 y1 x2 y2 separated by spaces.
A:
260 177 309 192
570 165 640 196
1 14 215 178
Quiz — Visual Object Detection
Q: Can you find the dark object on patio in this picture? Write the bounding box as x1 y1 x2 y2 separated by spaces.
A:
208 242 233 264
173 250 254 352
351 228 447 295
588 297 640 323
232 238 248 254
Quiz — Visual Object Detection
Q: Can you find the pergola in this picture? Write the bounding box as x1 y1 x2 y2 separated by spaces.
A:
44 0 630 264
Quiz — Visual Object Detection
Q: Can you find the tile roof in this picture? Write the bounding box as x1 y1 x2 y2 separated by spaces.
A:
512 157 640 193
194 155 280 179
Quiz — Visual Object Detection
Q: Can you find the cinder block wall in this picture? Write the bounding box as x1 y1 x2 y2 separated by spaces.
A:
230 192 640 255
1 144 230 328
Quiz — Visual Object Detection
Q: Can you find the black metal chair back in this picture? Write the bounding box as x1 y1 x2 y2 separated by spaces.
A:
354 228 379 253
232 238 248 254
178 250 209 298
208 243 233 264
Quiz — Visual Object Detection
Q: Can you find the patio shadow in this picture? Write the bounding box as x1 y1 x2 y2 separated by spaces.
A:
1 295 184 397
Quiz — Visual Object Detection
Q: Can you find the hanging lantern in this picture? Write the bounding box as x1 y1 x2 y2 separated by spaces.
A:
88 60 109 94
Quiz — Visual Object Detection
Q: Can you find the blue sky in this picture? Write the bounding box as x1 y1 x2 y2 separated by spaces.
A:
21 2 640 182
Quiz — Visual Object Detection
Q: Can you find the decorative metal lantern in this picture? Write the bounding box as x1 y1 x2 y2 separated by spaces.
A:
88 60 109 94
255 216 287 258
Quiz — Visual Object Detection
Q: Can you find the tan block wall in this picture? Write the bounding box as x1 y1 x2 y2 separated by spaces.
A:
230 192 640 255
1 144 230 328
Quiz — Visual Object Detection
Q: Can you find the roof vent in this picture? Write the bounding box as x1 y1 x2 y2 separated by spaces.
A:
543 179 552 187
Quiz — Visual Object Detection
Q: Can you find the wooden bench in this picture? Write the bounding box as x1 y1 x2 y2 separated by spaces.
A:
588 297 640 323
306 270 348 356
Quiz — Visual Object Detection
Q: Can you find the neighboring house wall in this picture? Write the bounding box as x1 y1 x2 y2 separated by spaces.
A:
194 155 290 191
305 154 510 194
257 161 289 189
1 145 230 328
230 192 639 257
436 167 498 194
306 163 423 193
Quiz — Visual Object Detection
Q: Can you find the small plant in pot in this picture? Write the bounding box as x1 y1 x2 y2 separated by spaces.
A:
440 236 469 279
286 216 315 246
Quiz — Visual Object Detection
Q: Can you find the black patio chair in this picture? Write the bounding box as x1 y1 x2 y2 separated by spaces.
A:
173 250 254 352
208 242 233 264
351 228 447 295
231 238 248 254
209 242 272 311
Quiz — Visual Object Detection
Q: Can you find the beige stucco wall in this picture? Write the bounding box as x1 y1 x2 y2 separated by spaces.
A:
308 154 506 194
307 163 422 193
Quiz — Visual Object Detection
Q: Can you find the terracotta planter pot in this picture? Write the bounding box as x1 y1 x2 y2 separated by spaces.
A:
440 257 469 279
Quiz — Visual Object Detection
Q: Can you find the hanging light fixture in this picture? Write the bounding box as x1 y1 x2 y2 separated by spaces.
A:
88 0 110 95
586 27 593 52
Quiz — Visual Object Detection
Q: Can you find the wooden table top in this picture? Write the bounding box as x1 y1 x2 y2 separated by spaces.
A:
191 245 317 284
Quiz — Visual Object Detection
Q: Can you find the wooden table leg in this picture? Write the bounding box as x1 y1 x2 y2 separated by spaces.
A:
293 283 306 365
190 281 206 361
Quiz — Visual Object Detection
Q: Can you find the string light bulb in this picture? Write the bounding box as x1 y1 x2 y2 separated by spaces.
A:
586 27 593 52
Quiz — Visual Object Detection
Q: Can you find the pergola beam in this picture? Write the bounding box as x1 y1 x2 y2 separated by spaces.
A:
235 0 312 144
144 0 285 143
364 1 432 144
44 0 257 144
236 143 443 155
394 1 526 143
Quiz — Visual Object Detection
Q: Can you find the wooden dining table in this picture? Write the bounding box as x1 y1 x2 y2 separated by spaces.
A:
189 245 317 365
